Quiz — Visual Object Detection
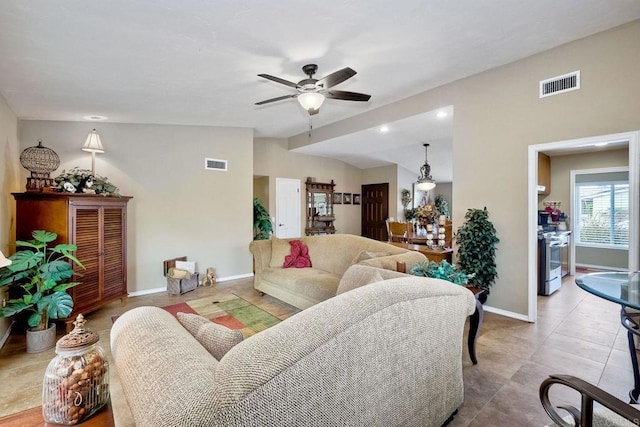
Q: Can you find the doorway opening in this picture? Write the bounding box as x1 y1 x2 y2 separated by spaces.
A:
527 131 639 322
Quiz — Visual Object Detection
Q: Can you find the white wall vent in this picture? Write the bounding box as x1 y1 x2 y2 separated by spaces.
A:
204 158 228 171
539 70 580 98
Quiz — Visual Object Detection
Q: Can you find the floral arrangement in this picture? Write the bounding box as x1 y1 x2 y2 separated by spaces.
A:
415 203 439 223
54 168 119 196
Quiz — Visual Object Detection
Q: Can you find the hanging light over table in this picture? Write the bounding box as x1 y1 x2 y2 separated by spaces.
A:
416 143 436 192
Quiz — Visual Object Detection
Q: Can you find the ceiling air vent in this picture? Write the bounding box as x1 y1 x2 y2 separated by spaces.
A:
539 70 580 98
204 158 227 171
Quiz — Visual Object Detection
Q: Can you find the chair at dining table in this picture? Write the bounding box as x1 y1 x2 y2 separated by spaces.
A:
385 219 409 243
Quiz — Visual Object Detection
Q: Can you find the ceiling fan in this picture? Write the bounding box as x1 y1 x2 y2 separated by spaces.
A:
255 64 371 115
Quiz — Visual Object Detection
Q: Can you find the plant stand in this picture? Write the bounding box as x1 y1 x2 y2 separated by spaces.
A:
26 323 56 353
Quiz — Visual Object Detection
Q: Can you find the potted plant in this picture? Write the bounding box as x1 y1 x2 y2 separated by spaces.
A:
0 230 84 353
410 260 475 286
454 207 500 291
434 194 450 220
253 198 273 240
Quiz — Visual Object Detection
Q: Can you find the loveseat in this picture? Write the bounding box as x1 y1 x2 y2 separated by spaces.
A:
111 269 476 427
249 234 427 309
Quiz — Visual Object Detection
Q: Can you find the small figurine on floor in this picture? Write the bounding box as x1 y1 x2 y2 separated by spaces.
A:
202 267 216 287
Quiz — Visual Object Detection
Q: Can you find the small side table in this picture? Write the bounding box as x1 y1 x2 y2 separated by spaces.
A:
0 401 114 427
467 286 488 365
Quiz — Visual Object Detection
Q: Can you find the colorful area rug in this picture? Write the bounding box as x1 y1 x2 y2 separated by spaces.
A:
112 294 282 337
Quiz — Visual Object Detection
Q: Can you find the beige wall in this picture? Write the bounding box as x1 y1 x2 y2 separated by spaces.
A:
0 94 20 345
254 138 363 235
19 121 254 294
289 20 640 317
541 148 629 269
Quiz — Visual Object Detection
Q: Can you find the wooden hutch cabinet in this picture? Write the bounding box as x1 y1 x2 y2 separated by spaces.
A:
13 193 131 330
305 178 336 236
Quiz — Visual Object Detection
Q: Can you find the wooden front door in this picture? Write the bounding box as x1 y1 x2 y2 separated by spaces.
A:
361 183 389 241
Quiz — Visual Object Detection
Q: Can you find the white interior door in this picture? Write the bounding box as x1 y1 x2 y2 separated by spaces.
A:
276 178 301 238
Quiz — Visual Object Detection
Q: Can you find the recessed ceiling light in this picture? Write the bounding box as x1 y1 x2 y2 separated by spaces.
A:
380 125 389 133
83 115 108 121
436 111 448 119
594 142 609 147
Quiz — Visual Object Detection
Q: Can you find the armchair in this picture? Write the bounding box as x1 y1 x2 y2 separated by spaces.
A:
540 374 640 426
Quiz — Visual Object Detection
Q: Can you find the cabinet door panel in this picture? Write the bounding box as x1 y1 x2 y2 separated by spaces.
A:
72 208 101 305
103 208 125 298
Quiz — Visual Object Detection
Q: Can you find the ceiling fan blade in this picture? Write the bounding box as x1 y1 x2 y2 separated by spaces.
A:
324 90 371 102
258 74 300 88
317 67 356 89
255 94 297 105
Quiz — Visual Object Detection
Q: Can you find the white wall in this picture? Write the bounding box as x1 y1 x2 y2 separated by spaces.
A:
254 138 363 235
18 121 254 293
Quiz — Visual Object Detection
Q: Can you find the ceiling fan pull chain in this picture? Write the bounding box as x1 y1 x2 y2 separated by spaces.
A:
308 116 312 138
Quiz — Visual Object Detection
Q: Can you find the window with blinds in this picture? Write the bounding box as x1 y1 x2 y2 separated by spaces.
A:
576 176 629 248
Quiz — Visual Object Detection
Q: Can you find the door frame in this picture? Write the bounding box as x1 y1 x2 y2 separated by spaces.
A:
527 131 639 322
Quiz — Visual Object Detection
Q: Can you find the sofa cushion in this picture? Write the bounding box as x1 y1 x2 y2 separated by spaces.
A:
358 251 428 272
337 265 410 295
177 312 244 361
269 237 291 267
262 267 340 302
350 250 390 265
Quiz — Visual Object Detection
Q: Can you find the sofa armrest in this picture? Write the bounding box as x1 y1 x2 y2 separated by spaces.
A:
111 307 220 426
249 239 272 287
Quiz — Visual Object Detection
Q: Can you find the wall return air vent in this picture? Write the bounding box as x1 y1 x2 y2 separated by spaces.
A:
539 70 580 98
204 158 228 171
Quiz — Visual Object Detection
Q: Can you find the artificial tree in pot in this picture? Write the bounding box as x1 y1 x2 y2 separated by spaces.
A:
253 198 274 240
0 230 84 352
455 207 500 292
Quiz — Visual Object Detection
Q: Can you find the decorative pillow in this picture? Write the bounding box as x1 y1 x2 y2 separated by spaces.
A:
336 266 385 295
177 312 244 361
269 237 292 268
175 260 197 274
350 250 390 265
283 240 312 268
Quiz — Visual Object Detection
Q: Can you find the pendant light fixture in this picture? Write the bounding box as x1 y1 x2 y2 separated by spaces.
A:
416 143 436 192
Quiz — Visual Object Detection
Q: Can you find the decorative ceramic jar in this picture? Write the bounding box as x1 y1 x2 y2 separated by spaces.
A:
42 314 109 425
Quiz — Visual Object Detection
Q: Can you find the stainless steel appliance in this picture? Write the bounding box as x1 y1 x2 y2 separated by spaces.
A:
538 231 562 295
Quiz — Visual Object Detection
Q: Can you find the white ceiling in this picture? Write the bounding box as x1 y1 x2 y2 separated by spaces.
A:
2 1 640 180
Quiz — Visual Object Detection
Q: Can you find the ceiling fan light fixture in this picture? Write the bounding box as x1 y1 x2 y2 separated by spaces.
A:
416 143 436 192
297 92 325 113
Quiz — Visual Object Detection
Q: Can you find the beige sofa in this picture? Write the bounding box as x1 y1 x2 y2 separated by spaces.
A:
111 268 476 427
249 234 427 309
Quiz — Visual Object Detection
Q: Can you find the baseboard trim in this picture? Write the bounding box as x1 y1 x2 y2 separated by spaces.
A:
127 273 254 297
483 305 531 322
0 320 14 350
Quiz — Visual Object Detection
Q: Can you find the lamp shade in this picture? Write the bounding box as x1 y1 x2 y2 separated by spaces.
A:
416 180 436 192
82 129 104 153
0 250 12 268
297 92 325 112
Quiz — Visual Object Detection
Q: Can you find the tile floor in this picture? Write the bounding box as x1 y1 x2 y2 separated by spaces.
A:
0 272 635 426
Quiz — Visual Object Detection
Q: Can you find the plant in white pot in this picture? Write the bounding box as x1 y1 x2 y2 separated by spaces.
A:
0 230 83 353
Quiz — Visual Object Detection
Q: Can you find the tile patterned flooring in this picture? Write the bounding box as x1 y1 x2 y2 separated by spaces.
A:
0 272 635 426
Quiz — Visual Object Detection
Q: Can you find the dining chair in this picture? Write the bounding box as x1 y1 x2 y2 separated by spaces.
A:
385 219 408 243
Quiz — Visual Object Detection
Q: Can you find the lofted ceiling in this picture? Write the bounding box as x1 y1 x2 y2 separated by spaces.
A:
1 1 640 179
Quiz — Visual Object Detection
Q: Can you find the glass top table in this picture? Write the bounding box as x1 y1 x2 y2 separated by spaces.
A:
575 271 640 403
576 271 640 310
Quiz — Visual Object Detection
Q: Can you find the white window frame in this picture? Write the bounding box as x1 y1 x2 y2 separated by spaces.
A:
574 175 629 250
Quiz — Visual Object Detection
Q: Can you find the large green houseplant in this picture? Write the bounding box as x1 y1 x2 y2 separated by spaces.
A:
0 230 83 332
253 198 273 240
455 207 499 291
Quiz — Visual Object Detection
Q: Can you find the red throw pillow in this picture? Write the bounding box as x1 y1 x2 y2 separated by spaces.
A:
283 240 312 268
